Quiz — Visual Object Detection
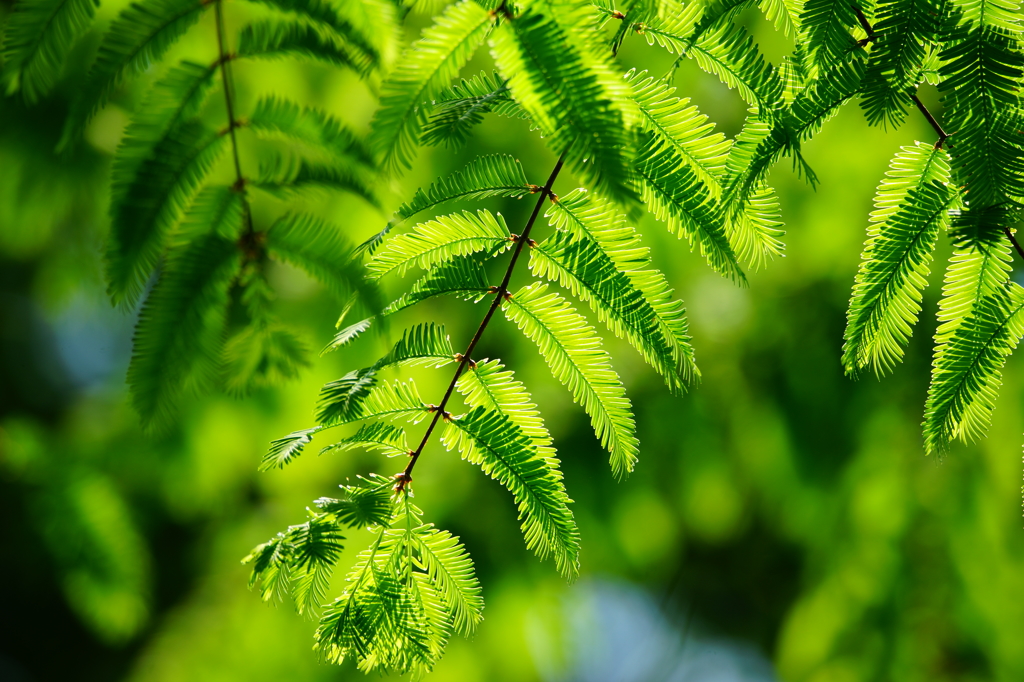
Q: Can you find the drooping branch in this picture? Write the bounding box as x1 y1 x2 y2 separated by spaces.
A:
214 0 256 237
850 5 949 148
396 146 571 490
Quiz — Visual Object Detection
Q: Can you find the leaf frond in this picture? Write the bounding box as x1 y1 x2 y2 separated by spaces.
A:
502 282 639 477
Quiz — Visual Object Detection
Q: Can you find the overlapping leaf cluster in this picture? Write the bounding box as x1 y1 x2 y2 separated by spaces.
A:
1 0 398 428
9 0 1024 675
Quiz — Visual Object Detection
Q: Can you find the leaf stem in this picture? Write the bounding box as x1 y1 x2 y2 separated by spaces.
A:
214 0 255 236
396 146 571 490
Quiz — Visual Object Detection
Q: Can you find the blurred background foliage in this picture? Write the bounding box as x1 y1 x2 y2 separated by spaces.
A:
2 1 1024 681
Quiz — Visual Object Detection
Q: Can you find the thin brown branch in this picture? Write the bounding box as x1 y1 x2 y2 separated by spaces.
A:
1002 226 1024 263
214 0 255 237
396 146 571 491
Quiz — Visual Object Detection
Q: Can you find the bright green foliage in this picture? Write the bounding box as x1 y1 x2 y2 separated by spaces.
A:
313 494 482 675
319 423 411 460
491 7 638 204
107 122 227 308
369 0 494 170
12 0 1024 673
235 19 374 72
422 71 530 147
800 0 861 66
503 283 638 477
442 406 580 576
367 210 512 279
381 257 493 316
843 143 956 376
61 0 209 147
1 0 98 103
397 154 536 222
860 0 946 127
924 282 1024 452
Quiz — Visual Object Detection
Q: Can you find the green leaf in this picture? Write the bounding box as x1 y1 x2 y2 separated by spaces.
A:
106 120 228 307
457 358 557 460
315 474 395 528
860 0 947 127
924 282 1024 452
61 0 209 148
635 135 745 282
127 235 240 429
442 406 580 576
110 60 218 209
316 378 429 427
491 7 638 204
939 26 1024 206
265 213 379 309
247 96 373 165
530 228 687 394
422 71 530 147
368 0 494 171
245 0 380 64
373 323 456 370
800 0 861 66
382 257 493 316
628 70 785 268
502 283 639 477
253 154 379 207
843 143 956 375
236 19 374 74
288 514 347 615
318 423 410 460
177 185 245 241
314 500 465 675
322 318 374 355
934 236 1014 348
414 526 485 635
547 189 698 381
367 210 511 279
223 323 310 395
758 0 804 35
261 427 322 470
396 154 536 222
2 0 99 104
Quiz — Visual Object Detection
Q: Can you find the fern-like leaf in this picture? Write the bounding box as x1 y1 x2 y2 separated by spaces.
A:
369 0 494 170
2 0 99 104
265 213 378 308
319 422 411 460
373 323 456 370
316 378 429 427
924 282 1024 452
546 189 698 382
253 155 379 207
247 96 373 165
502 283 639 477
800 0 861 66
61 0 208 147
843 143 957 375
422 71 530 147
127 236 240 429
382 257 493 316
236 19 374 74
396 154 536 222
530 230 686 394
106 121 227 307
442 406 580 576
368 210 511 279
490 8 638 204
635 136 745 282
